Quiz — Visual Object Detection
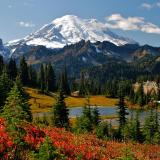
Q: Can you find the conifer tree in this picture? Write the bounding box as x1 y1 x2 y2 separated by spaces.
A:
0 55 4 75
39 64 45 93
117 83 128 139
46 63 56 92
59 65 70 95
34 136 58 160
19 56 29 86
92 107 100 127
1 82 32 158
7 58 17 81
15 77 32 122
75 98 100 133
52 89 69 129
143 109 159 143
76 106 93 132
0 68 12 110
28 65 37 87
79 72 86 96
134 112 142 142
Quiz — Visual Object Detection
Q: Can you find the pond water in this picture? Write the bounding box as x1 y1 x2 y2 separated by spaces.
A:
33 106 160 120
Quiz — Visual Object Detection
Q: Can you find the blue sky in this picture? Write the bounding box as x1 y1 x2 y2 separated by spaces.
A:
0 0 160 46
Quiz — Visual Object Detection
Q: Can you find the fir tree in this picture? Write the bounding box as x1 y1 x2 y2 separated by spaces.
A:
52 89 69 129
28 65 37 87
34 136 58 160
39 64 45 93
59 65 70 95
7 58 17 81
92 107 100 127
143 109 159 143
76 106 93 133
15 77 32 122
1 83 32 159
117 83 128 139
19 56 29 86
79 72 86 96
0 68 12 110
46 63 56 92
0 55 4 75
75 98 100 133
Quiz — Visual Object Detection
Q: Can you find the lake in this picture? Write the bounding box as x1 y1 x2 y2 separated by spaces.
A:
33 106 160 122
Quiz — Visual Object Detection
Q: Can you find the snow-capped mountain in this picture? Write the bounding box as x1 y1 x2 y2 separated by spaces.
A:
0 39 10 58
6 15 136 50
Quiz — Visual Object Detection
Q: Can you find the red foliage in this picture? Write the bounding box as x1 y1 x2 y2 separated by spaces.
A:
23 124 45 149
0 118 13 158
0 117 160 160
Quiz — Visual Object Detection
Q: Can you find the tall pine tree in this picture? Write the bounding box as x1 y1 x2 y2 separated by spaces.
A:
0 68 12 110
59 65 70 95
7 58 17 81
46 63 56 92
39 64 45 93
52 89 69 129
0 55 4 75
19 56 29 86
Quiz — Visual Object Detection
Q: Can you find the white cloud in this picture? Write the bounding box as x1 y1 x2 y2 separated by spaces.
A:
141 2 160 10
141 3 153 10
18 21 35 28
105 14 160 34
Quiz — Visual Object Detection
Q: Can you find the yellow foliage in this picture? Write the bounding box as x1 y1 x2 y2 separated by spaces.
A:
25 87 118 113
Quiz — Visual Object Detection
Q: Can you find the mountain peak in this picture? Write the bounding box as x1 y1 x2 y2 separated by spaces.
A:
7 15 137 49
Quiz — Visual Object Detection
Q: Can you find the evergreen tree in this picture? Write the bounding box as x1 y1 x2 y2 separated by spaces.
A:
134 112 142 142
79 72 87 96
0 55 4 75
28 65 37 87
19 56 29 86
7 58 17 81
52 89 69 129
76 106 93 133
46 63 56 92
75 99 100 133
117 84 128 139
15 77 32 122
0 68 12 110
143 109 159 143
1 83 32 159
59 65 70 95
96 122 109 139
34 136 58 160
39 64 45 93
125 112 142 142
92 107 100 127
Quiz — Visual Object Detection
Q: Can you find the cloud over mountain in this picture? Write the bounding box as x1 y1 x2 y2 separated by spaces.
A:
105 14 160 34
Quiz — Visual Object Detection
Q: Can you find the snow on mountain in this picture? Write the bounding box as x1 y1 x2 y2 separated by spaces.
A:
0 39 10 58
6 15 137 49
